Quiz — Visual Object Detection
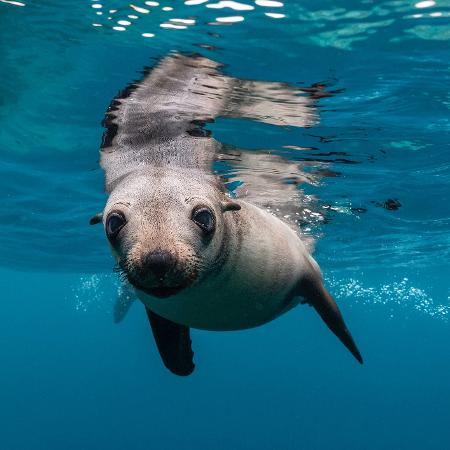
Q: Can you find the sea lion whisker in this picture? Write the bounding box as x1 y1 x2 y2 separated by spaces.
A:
113 260 132 283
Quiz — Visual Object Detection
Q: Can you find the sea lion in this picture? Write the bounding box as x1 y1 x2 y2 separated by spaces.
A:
91 53 363 376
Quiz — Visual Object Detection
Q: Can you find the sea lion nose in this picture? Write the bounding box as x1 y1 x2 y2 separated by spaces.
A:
143 250 176 279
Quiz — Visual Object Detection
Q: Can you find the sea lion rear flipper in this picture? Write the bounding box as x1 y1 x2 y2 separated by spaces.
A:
145 307 195 376
299 274 363 364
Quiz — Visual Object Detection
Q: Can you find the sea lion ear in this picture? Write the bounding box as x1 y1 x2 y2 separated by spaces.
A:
89 212 103 225
220 200 241 212
299 265 363 365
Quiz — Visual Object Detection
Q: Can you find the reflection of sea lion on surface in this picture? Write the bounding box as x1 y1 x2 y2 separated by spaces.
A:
91 53 362 376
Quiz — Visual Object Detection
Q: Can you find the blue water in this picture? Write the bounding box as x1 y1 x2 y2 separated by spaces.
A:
1 0 450 448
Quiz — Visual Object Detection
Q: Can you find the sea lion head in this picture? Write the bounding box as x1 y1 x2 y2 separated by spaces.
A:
94 170 240 298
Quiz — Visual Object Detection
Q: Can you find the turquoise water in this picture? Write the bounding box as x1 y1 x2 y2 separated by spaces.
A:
1 0 450 448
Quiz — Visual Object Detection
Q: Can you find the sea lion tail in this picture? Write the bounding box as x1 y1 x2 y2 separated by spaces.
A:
299 270 363 364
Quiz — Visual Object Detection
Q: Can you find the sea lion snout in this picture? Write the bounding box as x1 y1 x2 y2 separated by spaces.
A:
129 247 179 287
142 249 176 279
125 243 199 298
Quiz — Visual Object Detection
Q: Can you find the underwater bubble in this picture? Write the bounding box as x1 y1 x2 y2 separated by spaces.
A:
326 276 450 322
70 275 115 313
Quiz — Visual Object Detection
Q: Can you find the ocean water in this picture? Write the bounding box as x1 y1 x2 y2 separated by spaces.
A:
1 0 450 448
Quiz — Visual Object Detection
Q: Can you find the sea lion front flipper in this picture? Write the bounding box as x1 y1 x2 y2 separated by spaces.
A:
113 283 136 324
299 272 363 364
145 307 195 376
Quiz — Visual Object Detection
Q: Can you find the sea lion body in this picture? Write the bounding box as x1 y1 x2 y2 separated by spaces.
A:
93 53 362 375
137 200 310 331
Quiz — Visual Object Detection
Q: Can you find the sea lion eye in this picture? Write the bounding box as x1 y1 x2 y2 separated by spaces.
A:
192 207 215 234
106 211 126 239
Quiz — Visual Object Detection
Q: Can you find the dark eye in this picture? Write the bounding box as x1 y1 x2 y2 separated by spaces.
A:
192 207 215 234
106 211 126 239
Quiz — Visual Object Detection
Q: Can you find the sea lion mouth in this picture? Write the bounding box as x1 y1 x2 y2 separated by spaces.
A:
127 278 187 298
121 259 198 299
139 285 185 298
